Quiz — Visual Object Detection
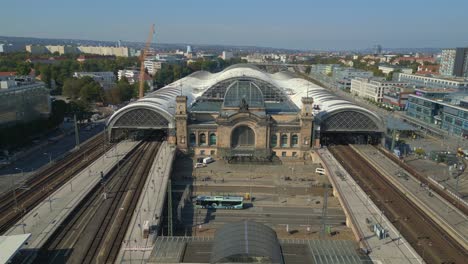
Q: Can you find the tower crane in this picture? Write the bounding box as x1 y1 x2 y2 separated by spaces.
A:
139 24 155 98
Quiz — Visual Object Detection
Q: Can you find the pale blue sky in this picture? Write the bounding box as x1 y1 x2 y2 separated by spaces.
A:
1 0 467 50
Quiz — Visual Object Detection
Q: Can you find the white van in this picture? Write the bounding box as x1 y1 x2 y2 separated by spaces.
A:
315 168 326 175
203 157 214 164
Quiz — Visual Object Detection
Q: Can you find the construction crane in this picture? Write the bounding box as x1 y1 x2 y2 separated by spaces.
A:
139 24 155 99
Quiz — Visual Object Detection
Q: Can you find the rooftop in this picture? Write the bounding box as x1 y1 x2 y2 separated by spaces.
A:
148 236 367 263
0 234 31 264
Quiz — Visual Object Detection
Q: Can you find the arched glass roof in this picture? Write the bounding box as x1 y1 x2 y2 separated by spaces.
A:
107 64 384 132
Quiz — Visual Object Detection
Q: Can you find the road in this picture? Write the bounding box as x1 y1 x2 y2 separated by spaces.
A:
182 206 346 229
0 121 105 194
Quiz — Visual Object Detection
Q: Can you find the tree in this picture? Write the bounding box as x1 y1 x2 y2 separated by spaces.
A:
62 76 103 102
415 148 426 157
62 78 83 99
16 62 32 75
116 78 134 102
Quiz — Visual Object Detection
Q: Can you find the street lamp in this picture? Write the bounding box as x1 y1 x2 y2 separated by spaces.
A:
43 152 52 164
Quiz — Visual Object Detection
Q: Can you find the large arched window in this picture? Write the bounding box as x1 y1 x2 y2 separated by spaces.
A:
199 133 207 145
223 81 265 108
291 134 298 147
189 133 196 146
280 134 288 147
270 134 278 148
231 126 255 148
209 133 217 146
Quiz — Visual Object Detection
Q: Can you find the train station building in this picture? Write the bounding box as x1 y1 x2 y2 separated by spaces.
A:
107 64 384 160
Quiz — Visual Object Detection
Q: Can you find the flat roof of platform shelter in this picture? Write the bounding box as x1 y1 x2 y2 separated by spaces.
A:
0 234 31 264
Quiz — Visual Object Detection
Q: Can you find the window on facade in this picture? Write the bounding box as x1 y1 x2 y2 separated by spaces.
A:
200 150 205 155
189 133 196 146
210 150 216 155
292 152 297 157
199 133 207 145
280 134 288 147
271 135 278 147
291 135 298 147
281 151 287 157
209 133 217 145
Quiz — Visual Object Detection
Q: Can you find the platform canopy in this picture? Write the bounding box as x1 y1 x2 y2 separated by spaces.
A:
0 234 31 264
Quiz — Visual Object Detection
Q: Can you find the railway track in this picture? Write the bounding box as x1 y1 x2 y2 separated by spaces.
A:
377 146 468 216
329 145 467 264
0 132 112 234
36 140 161 264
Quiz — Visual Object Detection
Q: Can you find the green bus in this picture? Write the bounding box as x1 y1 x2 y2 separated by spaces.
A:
194 195 244 209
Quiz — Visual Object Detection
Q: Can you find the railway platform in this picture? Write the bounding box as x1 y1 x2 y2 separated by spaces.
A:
116 141 176 263
4 141 138 261
351 144 468 250
317 148 422 264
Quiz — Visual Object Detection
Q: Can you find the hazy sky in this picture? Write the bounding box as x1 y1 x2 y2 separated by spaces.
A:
1 0 468 50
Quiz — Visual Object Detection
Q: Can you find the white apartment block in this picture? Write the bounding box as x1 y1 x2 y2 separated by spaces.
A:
221 51 234 60
144 60 163 75
351 77 407 102
378 65 412 75
118 69 140 84
26 45 129 57
73 72 116 89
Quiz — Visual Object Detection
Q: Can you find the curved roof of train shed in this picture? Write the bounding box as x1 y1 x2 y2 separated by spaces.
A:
107 64 384 132
210 221 283 264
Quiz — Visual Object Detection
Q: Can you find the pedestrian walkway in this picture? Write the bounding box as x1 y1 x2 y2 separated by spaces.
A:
5 141 138 261
317 148 422 264
116 142 176 264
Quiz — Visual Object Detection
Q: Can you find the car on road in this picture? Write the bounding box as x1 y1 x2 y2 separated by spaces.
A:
194 163 206 168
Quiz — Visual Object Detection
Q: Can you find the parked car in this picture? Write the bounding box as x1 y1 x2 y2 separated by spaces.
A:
203 157 214 164
194 163 206 168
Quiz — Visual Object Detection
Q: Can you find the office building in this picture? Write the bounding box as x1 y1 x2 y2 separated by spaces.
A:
395 73 468 91
333 68 374 80
406 90 468 136
440 48 468 77
73 72 116 89
382 86 414 111
350 77 408 102
0 76 50 125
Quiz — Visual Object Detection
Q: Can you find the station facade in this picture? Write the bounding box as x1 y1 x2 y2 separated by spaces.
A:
107 64 384 160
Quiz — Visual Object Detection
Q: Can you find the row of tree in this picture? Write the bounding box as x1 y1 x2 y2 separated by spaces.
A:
152 57 245 88
0 99 82 150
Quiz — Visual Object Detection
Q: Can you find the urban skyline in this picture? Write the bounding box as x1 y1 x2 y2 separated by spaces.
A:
1 0 468 50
